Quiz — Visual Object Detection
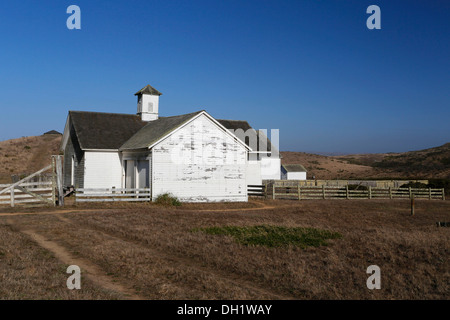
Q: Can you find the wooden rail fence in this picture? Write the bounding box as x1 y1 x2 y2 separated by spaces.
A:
271 185 445 201
248 185 266 197
75 188 151 202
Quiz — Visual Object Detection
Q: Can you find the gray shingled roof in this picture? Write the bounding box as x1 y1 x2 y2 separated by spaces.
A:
282 164 307 172
69 111 148 150
119 111 204 150
216 119 252 131
134 84 162 96
67 110 279 154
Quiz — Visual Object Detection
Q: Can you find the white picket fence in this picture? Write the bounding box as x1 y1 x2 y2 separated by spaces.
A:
75 188 151 202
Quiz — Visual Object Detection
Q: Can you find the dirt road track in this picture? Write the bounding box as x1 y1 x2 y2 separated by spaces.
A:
3 217 144 300
1 201 290 300
0 201 277 217
52 214 293 300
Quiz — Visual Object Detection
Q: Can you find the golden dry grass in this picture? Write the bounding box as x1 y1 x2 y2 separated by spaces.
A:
0 221 123 299
0 134 62 183
0 199 448 300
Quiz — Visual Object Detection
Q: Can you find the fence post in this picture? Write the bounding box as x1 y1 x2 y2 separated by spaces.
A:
346 185 349 199
322 185 326 199
55 155 64 206
389 187 392 199
369 186 372 199
429 187 432 200
51 156 56 206
10 188 14 207
409 187 412 199
411 194 415 216
272 184 275 200
297 184 301 201
442 188 445 201
112 186 116 201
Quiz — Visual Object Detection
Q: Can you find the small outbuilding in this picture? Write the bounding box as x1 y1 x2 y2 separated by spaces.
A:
281 164 307 180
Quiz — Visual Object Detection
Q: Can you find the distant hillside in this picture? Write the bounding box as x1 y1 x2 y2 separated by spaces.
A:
0 134 62 183
281 151 375 180
282 143 450 180
0 133 448 183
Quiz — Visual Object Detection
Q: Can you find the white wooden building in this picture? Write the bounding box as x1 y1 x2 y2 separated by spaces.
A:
281 164 307 180
60 84 281 202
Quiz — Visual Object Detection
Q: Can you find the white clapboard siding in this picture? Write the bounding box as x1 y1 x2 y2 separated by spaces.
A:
287 172 307 180
83 151 122 189
152 114 248 202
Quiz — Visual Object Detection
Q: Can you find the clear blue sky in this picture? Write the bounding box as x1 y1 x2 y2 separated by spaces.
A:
0 0 449 154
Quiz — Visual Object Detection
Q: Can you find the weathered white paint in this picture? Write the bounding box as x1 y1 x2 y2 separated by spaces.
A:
260 156 281 180
151 114 248 202
84 151 122 189
138 94 159 121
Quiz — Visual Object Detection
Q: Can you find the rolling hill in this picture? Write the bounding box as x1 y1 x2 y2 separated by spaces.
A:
282 143 450 180
0 133 62 183
0 133 448 184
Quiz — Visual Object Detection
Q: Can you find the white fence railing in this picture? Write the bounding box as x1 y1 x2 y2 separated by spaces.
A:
0 181 53 206
75 188 151 202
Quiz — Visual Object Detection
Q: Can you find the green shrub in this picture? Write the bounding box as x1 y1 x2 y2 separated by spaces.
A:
193 225 342 248
154 193 182 206
24 145 31 150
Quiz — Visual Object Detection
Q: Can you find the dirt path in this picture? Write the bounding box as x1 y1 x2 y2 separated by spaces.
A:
9 222 144 300
0 201 278 217
0 209 99 217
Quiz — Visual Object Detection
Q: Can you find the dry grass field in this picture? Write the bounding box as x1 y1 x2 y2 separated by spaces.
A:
0 134 61 183
0 199 448 300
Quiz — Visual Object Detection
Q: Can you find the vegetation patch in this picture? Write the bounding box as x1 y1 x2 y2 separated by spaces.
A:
193 225 342 248
154 193 182 207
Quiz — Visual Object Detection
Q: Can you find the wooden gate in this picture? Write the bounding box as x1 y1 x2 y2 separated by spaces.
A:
0 155 64 207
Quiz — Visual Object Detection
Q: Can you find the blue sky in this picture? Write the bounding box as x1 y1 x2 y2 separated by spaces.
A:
0 0 449 154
